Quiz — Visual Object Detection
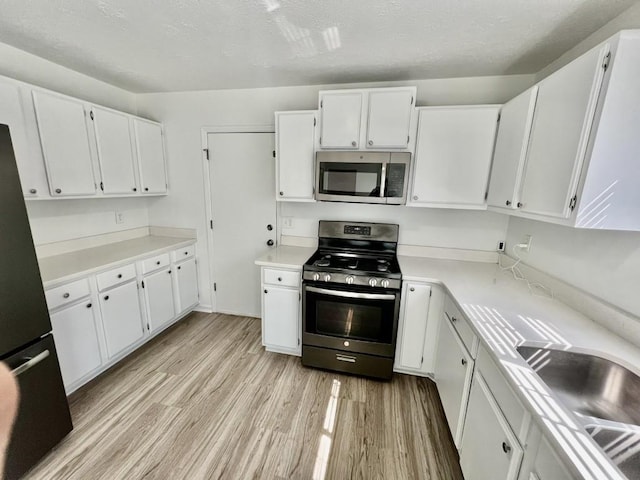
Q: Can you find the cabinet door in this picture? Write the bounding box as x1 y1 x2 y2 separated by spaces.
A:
275 111 316 201
134 118 167 194
366 89 414 149
411 106 499 208
487 87 538 209
460 374 523 480
92 107 138 195
396 283 431 371
520 45 609 218
99 281 144 358
319 91 363 149
262 286 299 352
0 81 48 198
144 268 176 331
32 90 96 196
530 437 573 480
50 301 103 389
434 314 474 447
175 257 198 313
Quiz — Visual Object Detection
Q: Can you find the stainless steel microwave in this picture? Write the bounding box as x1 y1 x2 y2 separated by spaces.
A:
315 151 411 204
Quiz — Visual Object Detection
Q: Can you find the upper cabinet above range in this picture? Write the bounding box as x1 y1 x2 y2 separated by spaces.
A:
318 87 416 151
487 30 640 231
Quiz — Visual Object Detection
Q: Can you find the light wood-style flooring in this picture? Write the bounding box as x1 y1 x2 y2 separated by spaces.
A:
24 312 463 480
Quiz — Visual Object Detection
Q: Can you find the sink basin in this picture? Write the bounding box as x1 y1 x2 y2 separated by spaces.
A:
585 425 640 480
517 346 640 426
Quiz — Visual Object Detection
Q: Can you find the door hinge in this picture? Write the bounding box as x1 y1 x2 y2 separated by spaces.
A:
319 136 322 146
147 323 150 331
569 195 578 211
421 356 424 365
407 135 410 144
320 100 323 108
141 280 145 288
430 290 432 297
299 293 301 301
312 186 316 195
603 52 611 71
497 112 501 122
410 95 414 105
273 150 276 158
484 191 489 200
313 117 316 127
210 219 213 229
214 282 217 292
99 181 104 191
203 148 209 160
89 110 94 120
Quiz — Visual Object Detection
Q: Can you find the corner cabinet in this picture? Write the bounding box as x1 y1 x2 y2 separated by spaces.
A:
318 87 416 151
134 118 168 194
260 267 301 355
275 110 316 202
408 105 500 209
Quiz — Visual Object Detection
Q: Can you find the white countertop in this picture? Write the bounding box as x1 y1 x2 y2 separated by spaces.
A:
254 245 316 270
38 235 195 287
257 246 639 479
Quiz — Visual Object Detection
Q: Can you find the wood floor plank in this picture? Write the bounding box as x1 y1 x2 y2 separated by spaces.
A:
22 312 463 480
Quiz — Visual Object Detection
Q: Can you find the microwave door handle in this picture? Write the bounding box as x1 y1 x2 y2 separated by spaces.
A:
380 161 387 199
306 286 396 301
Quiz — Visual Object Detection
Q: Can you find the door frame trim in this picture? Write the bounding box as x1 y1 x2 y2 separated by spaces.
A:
201 125 275 313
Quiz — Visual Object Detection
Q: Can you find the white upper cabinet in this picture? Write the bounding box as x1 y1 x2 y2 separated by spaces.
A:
32 90 96 196
487 87 538 210
134 118 167 194
0 81 49 198
92 106 138 195
318 91 363 149
318 87 416 151
409 106 500 209
519 44 609 219
275 110 316 201
366 89 414 149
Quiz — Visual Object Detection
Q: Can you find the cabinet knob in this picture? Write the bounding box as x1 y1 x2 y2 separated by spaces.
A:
117 274 122 278
267 239 274 246
351 141 357 147
264 289 268 294
132 187 137 192
86 303 92 308
62 292 70 299
278 277 282 282
266 224 273 231
168 270 172 274
502 442 512 454
156 261 161 265
413 195 418 201
451 316 457 322
279 191 284 196
409 287 415 292
145 187 149 192
55 188 62 194
368 140 373 146
505 200 512 206
104 295 109 301
177 266 181 270
517 202 523 208
185 251 188 255
29 188 37 194
461 358 467 366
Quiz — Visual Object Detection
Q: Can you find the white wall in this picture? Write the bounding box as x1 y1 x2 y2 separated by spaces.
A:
507 5 640 319
136 74 535 310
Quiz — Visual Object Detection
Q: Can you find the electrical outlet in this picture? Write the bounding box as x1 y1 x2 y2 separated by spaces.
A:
497 241 505 252
522 234 532 252
115 211 125 224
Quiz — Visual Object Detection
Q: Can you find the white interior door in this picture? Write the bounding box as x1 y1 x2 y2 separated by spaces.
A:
208 132 276 317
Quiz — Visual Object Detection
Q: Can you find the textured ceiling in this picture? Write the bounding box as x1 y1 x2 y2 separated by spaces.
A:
0 0 635 92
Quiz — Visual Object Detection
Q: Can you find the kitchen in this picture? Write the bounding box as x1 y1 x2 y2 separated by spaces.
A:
1 1 640 479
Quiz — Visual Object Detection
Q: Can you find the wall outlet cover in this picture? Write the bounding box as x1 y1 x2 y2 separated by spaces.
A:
115 211 125 224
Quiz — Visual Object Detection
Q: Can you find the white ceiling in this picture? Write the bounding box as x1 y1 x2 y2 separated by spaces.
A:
0 0 635 93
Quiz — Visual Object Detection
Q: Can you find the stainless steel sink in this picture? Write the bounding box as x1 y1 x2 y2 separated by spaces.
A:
517 346 640 425
517 346 640 479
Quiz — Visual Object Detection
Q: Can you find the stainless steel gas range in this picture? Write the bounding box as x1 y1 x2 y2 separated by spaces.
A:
301 221 401 380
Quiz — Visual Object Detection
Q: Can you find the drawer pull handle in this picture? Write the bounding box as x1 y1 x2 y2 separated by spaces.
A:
168 270 172 274
29 188 37 194
409 287 415 292
86 303 92 308
62 293 70 299
178 266 181 270
278 277 282 282
11 350 50 377
104 295 109 301
336 354 356 363
156 261 161 265
264 289 268 294
185 251 188 255
461 358 467 366
117 274 122 278
502 442 511 454
132 187 137 192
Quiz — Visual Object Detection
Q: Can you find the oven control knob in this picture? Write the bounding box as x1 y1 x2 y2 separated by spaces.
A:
345 275 355 285
323 274 331 282
381 279 390 288
312 273 320 281
368 278 378 287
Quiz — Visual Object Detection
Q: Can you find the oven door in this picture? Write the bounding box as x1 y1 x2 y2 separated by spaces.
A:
302 283 400 357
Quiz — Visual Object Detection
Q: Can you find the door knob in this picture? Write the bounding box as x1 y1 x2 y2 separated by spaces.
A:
267 239 274 246
351 141 357 147
267 224 273 231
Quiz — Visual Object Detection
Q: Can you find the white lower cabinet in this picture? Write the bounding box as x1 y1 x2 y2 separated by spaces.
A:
434 313 475 447
98 280 144 358
174 256 199 314
50 300 103 391
394 282 440 375
143 267 176 332
261 267 301 355
527 436 574 480
460 373 524 480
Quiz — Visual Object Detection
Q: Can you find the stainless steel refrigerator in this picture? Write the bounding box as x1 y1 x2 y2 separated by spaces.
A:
0 123 72 479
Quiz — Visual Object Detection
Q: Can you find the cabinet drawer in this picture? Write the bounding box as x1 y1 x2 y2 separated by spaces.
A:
172 244 195 262
45 278 91 310
477 346 528 442
263 268 300 288
141 253 170 274
96 263 137 292
444 295 478 357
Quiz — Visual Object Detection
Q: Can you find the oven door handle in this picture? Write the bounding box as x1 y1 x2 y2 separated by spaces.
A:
305 286 396 301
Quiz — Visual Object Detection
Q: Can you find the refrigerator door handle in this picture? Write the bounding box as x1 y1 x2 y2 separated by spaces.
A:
11 350 50 377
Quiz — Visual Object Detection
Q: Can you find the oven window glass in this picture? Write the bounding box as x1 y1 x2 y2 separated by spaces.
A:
319 162 382 197
305 287 396 344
